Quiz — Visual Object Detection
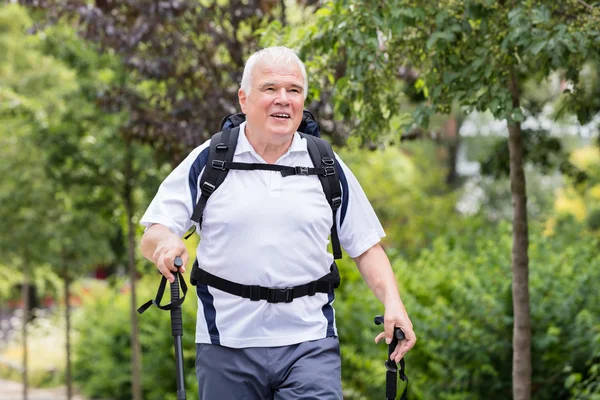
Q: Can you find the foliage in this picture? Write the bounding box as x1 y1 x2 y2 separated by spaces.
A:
72 275 199 400
337 141 461 260
0 4 74 263
30 0 285 163
547 145 600 231
334 218 600 400
68 215 600 400
276 1 600 138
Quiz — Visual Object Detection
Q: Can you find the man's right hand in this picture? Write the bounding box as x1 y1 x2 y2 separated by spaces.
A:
141 224 189 283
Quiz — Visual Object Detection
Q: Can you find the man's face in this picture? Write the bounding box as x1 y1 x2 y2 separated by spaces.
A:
239 60 305 140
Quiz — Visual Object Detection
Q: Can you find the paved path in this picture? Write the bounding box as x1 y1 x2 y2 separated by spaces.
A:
0 379 87 400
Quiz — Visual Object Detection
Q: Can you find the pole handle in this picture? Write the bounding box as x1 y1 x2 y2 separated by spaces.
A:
170 257 184 337
374 315 406 341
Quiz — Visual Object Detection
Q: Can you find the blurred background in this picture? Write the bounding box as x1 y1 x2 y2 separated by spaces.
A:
1 1 599 399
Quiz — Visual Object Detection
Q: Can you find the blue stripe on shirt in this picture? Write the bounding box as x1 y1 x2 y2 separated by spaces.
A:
188 147 210 209
188 150 220 343
335 163 349 226
322 289 336 337
196 283 221 345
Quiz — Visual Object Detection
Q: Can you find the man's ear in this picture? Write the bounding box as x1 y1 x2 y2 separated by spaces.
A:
238 88 248 113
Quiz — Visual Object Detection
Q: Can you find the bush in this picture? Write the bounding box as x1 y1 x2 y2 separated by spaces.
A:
338 143 461 260
73 275 199 400
336 219 600 400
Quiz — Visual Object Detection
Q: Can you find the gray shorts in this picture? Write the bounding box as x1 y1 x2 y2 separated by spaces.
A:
195 337 342 400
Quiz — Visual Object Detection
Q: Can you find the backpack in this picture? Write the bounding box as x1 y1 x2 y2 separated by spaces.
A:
188 110 343 303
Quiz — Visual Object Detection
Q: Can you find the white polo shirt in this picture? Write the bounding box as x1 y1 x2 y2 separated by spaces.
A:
141 122 385 348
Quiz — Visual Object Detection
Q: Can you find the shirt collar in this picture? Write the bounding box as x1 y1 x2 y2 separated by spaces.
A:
235 122 308 157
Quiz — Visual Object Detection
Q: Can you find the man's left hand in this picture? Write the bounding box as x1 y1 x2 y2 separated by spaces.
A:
374 304 416 363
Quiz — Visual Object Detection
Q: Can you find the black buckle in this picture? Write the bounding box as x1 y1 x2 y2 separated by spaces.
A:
267 287 294 303
322 157 335 166
332 196 342 209
307 281 317 296
212 160 226 170
295 166 309 175
246 285 260 301
201 182 215 197
323 166 336 176
216 143 228 152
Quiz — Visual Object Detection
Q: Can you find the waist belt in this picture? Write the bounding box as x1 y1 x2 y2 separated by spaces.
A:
190 261 340 304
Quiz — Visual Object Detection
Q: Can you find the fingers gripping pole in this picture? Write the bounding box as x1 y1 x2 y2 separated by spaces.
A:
374 315 408 400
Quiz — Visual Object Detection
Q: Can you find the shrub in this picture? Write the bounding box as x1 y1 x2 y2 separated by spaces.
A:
336 219 600 400
73 275 199 400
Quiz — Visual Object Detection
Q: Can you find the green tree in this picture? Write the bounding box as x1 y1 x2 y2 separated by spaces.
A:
33 0 286 163
294 2 600 398
0 5 76 395
31 19 165 399
24 2 288 396
0 5 126 397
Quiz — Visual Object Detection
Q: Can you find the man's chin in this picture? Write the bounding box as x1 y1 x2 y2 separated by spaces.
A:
267 122 299 136
267 129 296 137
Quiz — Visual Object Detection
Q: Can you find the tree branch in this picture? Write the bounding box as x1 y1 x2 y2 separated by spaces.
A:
576 0 594 10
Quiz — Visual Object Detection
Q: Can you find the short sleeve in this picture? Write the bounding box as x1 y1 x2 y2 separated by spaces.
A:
335 154 386 258
140 141 210 237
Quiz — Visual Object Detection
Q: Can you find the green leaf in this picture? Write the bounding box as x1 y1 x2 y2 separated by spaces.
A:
530 40 547 55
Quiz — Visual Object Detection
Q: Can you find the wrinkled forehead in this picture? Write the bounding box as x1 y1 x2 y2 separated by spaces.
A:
251 60 304 86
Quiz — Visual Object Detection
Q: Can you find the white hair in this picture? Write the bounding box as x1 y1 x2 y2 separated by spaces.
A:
240 46 308 99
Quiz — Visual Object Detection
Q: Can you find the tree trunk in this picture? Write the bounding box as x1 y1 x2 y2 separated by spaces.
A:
508 70 532 400
63 259 73 400
21 259 29 400
280 0 286 25
125 139 143 400
443 114 461 188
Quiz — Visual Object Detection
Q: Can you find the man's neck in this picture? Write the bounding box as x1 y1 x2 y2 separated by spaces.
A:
245 125 294 164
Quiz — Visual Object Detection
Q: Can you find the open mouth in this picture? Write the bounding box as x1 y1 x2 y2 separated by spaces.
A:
271 113 291 120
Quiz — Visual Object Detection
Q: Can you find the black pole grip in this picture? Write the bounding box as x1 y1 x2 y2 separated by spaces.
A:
170 257 183 337
374 314 409 400
374 315 406 341
172 257 186 398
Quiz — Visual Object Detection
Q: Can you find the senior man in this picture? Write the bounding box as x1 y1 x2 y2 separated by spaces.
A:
140 46 415 399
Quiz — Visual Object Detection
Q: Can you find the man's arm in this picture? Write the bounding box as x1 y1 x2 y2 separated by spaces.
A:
353 243 416 362
140 224 189 283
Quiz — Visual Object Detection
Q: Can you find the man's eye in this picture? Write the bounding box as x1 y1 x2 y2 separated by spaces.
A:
290 89 300 93
265 87 274 92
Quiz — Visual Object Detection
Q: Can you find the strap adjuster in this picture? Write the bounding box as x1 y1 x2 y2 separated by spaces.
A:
295 166 309 175
248 285 260 301
322 157 335 166
212 160 226 170
267 287 294 303
323 166 336 176
308 281 317 296
201 182 216 197
216 143 228 152
332 196 342 209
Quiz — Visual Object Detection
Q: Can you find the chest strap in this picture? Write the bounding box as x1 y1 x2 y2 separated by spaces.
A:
211 160 336 178
190 261 340 304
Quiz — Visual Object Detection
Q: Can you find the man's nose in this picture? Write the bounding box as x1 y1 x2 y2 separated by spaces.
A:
275 88 290 105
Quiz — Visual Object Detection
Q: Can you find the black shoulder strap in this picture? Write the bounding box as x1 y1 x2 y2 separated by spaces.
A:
190 127 240 224
301 133 343 259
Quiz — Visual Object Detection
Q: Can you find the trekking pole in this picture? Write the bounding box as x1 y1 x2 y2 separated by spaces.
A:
137 256 188 400
374 315 409 400
172 256 186 400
